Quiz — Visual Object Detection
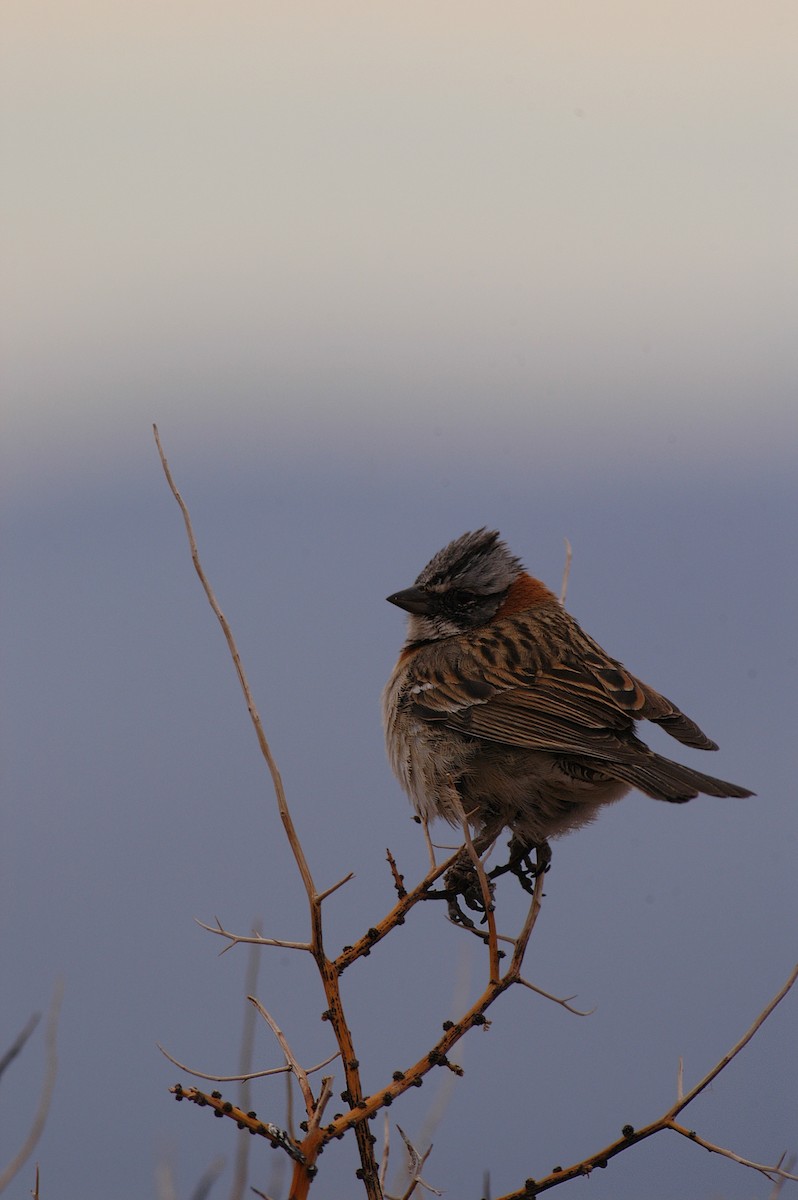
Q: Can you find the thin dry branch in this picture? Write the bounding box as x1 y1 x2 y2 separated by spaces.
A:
0 980 62 1193
317 872 355 904
153 425 316 905
494 960 798 1197
448 920 517 950
389 1127 441 1200
665 960 798 1120
0 1013 41 1084
454 802 500 982
668 1121 798 1181
503 844 547 979
157 1043 340 1085
559 538 573 606
155 430 382 1198
305 1076 335 1136
420 817 438 872
248 997 315 1116
194 916 310 954
770 1157 798 1200
515 978 593 1017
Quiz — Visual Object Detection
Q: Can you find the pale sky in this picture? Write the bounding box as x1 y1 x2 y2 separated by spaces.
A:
3 1 797 483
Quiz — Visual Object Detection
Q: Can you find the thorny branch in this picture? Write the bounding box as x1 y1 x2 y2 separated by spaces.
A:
156 426 382 1195
155 429 796 1199
495 960 798 1197
386 1126 441 1199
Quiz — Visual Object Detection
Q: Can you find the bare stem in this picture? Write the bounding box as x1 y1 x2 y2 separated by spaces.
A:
153 424 316 904
194 916 310 954
248 997 315 1116
454 802 500 983
157 1042 339 1084
494 960 798 1197
0 1013 41 1083
0 980 62 1192
559 538 573 606
665 960 798 1120
155 428 379 1195
667 1120 798 1181
334 849 462 973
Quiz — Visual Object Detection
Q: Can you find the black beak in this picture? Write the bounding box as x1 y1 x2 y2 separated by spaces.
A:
386 586 432 615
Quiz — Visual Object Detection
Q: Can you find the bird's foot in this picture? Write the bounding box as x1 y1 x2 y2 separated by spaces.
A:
441 853 496 927
488 837 551 895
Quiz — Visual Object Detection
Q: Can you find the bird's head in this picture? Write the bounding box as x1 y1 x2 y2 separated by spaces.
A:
387 529 523 641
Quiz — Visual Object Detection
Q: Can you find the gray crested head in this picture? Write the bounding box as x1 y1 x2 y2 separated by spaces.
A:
387 529 524 640
416 529 522 593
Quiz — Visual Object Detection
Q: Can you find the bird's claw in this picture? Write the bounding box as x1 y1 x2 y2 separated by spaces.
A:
443 856 496 927
488 837 551 895
426 839 550 927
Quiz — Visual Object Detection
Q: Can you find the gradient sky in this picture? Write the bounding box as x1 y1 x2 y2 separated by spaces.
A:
4 1 797 480
2 5 796 1199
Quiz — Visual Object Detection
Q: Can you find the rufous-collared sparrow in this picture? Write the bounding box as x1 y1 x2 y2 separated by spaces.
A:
383 529 752 914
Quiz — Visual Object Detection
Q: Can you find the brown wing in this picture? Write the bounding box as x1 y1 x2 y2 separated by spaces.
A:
406 605 719 761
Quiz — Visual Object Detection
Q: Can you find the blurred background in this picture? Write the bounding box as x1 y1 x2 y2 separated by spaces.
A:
2 3 796 1198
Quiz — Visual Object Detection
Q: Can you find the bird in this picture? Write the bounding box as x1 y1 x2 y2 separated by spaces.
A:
382 529 753 916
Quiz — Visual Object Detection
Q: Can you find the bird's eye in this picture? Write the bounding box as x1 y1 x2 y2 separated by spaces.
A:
450 588 477 606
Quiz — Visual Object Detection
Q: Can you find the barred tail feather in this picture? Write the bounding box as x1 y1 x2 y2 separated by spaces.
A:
608 753 754 804
637 682 720 750
650 712 718 751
